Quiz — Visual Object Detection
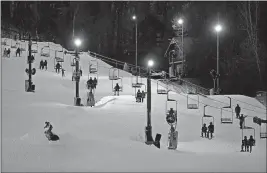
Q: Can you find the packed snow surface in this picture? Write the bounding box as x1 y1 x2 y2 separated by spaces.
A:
1 38 266 172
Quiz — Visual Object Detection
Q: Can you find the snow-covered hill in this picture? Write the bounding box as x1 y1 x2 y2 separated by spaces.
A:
1 38 266 172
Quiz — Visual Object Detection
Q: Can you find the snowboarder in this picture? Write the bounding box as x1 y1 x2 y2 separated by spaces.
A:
136 89 142 102
207 122 214 139
40 60 44 70
16 47 21 57
241 136 249 152
239 114 247 129
44 121 59 141
235 104 241 119
56 62 61 73
141 90 146 102
93 77 98 89
201 123 207 138
114 83 120 96
44 60 47 70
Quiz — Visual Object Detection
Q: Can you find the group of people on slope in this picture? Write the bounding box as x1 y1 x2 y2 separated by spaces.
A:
40 60 48 70
136 89 146 103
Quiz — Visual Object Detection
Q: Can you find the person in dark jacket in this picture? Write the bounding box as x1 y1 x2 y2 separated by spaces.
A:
93 77 98 89
61 68 65 77
80 69 82 76
141 90 146 103
7 48 11 58
16 47 21 57
207 122 214 139
40 60 44 70
44 60 47 70
248 135 255 153
241 136 249 152
114 83 120 96
136 89 142 102
56 63 61 73
201 123 207 138
87 77 94 89
235 104 241 119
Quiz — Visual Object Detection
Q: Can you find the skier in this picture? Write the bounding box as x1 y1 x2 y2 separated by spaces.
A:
44 121 59 141
93 77 98 89
239 114 247 129
40 60 44 70
44 60 47 70
201 123 207 138
56 62 61 73
114 83 120 96
136 89 142 102
62 68 65 77
235 104 241 119
248 135 255 153
87 77 94 89
207 122 214 139
141 90 146 103
16 47 21 57
241 136 249 152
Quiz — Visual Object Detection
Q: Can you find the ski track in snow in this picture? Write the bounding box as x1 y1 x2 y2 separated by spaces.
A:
1 38 266 172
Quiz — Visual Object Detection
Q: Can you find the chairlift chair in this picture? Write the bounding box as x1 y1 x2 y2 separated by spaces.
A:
70 57 76 67
89 59 98 73
54 57 63 70
157 80 168 94
202 105 214 126
1 38 7 45
187 94 199 109
41 46 50 57
242 126 256 146
20 40 26 51
55 50 64 61
220 97 233 124
260 124 267 138
11 40 18 48
131 75 142 88
31 43 38 53
109 68 120 80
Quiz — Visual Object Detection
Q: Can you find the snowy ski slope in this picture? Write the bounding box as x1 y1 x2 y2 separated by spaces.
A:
1 38 266 172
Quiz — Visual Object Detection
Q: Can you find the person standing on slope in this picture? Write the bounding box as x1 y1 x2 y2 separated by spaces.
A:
235 104 241 119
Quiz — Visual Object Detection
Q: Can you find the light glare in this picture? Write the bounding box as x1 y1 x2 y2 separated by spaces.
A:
132 15 136 20
148 60 154 67
178 18 183 25
74 38 82 47
215 24 222 32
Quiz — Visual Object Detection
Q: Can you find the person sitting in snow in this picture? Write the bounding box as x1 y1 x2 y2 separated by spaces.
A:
207 122 214 139
201 123 207 138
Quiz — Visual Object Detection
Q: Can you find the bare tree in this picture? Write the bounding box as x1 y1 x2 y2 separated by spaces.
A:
238 1 263 85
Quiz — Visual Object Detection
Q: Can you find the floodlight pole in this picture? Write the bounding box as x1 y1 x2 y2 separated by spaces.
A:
145 65 153 145
74 47 81 106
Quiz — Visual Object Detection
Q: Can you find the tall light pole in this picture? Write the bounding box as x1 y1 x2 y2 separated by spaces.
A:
178 18 184 76
74 38 82 106
214 24 222 93
145 59 154 145
132 15 138 83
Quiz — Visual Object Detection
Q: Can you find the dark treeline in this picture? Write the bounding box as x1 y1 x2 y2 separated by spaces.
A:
1 1 266 96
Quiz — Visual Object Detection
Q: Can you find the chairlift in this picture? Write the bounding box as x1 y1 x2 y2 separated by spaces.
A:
260 123 267 138
54 57 63 70
109 68 120 80
112 78 123 92
20 40 26 51
187 94 199 109
70 57 76 67
1 38 7 45
202 105 214 126
241 126 256 146
220 96 234 124
31 42 38 53
55 50 64 62
41 46 50 57
131 75 142 88
89 59 98 73
166 92 178 126
157 80 168 94
11 40 19 48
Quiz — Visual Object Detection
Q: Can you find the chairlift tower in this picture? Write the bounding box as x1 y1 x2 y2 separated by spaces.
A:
25 34 36 92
